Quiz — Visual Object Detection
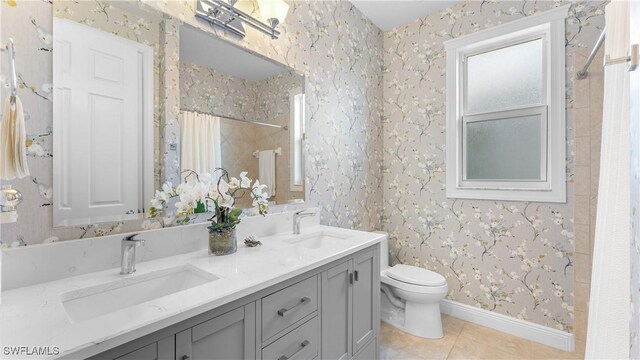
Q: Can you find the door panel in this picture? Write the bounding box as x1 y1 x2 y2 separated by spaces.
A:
352 249 376 353
53 18 147 226
321 260 352 360
113 336 173 360
352 338 377 360
176 304 256 360
114 343 156 360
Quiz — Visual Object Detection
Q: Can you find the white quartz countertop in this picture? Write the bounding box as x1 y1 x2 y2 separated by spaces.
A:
0 225 383 360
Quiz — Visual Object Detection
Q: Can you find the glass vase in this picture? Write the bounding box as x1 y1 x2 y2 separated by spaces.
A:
208 228 237 256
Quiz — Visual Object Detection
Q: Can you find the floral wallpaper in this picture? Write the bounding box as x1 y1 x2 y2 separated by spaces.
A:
157 15 181 192
180 62 254 122
0 0 384 245
382 1 606 331
180 61 303 126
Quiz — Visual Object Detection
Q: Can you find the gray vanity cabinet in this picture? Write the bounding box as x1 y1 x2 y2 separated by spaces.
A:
321 247 379 360
175 304 256 360
88 244 379 360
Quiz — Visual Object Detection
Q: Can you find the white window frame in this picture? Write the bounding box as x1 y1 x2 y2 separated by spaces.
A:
289 88 304 192
444 5 569 203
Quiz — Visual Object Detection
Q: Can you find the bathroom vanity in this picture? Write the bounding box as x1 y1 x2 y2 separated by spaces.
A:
90 239 380 360
0 218 382 360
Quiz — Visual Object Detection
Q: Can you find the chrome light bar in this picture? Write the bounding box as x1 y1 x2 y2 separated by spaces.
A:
196 0 281 39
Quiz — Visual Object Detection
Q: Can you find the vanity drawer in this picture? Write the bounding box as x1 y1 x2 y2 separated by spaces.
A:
262 275 318 340
262 316 319 360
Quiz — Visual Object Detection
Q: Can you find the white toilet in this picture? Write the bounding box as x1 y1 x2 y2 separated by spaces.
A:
378 233 448 339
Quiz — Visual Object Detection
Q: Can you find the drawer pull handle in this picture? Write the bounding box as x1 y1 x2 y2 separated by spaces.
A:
277 297 311 317
278 340 310 360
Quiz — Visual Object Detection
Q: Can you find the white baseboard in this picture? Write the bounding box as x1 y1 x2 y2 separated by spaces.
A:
440 299 575 352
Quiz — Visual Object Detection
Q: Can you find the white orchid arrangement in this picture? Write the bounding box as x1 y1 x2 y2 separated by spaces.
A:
149 169 269 232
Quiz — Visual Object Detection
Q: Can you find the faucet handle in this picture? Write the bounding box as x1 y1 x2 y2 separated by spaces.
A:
123 233 145 243
295 209 316 215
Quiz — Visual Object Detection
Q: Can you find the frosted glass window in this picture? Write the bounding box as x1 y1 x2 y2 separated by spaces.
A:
465 115 542 180
466 39 543 114
445 7 567 202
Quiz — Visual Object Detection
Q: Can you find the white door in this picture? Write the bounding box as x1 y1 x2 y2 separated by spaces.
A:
53 18 150 227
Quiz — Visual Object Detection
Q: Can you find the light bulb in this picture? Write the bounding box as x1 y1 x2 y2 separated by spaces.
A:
257 0 289 28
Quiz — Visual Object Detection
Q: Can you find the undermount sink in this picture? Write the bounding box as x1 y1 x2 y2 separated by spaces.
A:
61 265 218 323
285 231 348 249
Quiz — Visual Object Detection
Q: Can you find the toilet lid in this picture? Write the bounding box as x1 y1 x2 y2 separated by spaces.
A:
386 264 446 286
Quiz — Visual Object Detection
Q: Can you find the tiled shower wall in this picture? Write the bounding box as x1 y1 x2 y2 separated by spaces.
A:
571 47 604 355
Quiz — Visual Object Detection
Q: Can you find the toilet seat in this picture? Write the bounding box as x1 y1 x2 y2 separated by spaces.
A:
380 272 448 296
386 264 447 287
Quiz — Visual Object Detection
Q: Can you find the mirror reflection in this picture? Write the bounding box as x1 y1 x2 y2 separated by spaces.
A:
51 1 305 227
179 24 305 208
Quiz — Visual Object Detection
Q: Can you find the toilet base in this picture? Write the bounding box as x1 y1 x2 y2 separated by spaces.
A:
405 301 444 338
380 292 444 339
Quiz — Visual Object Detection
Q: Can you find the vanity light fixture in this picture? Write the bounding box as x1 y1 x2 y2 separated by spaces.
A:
195 0 289 39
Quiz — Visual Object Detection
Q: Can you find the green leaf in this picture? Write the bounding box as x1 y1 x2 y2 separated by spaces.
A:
229 208 243 220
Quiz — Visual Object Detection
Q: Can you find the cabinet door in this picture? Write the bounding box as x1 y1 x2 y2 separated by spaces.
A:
352 338 377 360
113 336 174 360
352 248 376 353
321 260 352 360
176 303 256 360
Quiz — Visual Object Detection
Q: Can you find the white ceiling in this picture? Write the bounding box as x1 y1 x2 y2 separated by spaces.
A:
350 0 461 31
180 25 287 82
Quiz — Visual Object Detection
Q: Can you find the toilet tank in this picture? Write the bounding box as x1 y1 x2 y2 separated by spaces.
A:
373 231 390 271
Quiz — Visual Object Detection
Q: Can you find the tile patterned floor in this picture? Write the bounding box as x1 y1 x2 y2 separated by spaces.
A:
380 316 583 360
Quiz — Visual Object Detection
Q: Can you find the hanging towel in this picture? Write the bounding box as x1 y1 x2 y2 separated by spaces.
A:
0 96 30 180
258 150 276 198
179 111 222 181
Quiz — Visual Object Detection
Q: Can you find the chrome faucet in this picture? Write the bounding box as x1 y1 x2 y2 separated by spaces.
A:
293 209 317 235
120 233 145 275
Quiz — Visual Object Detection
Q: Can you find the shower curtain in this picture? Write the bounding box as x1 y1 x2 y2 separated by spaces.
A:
179 111 222 181
585 1 630 358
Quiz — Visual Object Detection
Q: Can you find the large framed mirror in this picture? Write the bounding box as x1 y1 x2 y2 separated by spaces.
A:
51 0 305 228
